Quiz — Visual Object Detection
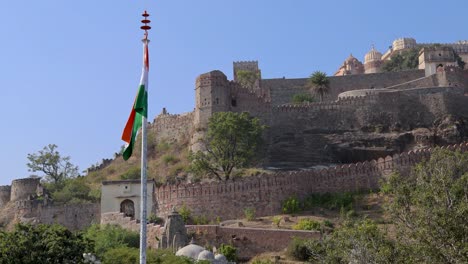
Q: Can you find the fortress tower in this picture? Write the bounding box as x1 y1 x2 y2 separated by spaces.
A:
191 70 231 152
193 70 230 129
0 185 11 207
364 46 383 74
419 46 456 76
10 177 41 202
233 61 261 82
392 37 417 51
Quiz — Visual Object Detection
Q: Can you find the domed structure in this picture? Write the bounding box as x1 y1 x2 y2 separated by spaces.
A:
198 250 215 261
215 254 228 262
175 243 205 259
364 46 383 74
334 54 364 76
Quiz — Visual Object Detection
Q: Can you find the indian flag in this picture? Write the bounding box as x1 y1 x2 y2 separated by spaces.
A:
121 40 149 160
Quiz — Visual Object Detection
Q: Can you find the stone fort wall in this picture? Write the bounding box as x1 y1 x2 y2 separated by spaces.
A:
149 111 194 144
155 143 468 221
262 69 425 106
10 178 41 202
15 200 100 231
0 186 11 207
267 88 465 166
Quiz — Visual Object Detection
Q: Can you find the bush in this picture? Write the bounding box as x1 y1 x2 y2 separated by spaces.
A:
162 154 179 165
120 166 140 180
84 224 139 259
291 93 316 104
218 244 237 262
193 215 209 225
303 192 355 210
0 223 91 264
286 237 309 261
156 140 171 152
148 214 164 225
282 197 301 214
272 216 282 228
244 207 256 221
250 258 274 264
103 247 196 264
49 177 97 204
179 204 192 224
292 218 321 231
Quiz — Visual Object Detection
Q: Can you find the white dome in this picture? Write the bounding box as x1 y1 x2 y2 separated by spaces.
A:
215 254 228 262
198 250 215 260
365 46 382 63
175 244 205 259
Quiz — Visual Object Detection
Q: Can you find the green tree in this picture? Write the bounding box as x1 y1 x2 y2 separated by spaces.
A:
236 70 260 90
307 71 330 102
27 144 79 184
190 112 265 181
383 148 468 263
48 177 97 204
382 48 419 72
0 223 91 264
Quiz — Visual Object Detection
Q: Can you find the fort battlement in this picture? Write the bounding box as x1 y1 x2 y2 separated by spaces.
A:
10 177 40 202
155 143 468 220
0 185 11 207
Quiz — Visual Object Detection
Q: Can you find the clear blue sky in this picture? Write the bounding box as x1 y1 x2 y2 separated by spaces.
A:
1 0 467 185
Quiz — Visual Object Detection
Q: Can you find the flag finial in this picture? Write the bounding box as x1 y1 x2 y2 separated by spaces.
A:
141 11 151 39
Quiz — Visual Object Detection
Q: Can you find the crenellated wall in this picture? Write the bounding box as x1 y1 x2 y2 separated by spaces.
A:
0 185 11 207
267 87 466 166
149 111 194 144
155 143 468 221
262 70 425 106
10 178 41 202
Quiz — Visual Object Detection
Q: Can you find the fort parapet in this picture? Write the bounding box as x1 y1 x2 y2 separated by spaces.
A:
155 143 468 221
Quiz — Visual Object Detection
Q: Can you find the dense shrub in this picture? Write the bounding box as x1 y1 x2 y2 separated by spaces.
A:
218 244 237 262
291 93 316 104
303 192 355 210
286 237 309 261
243 207 256 221
84 224 139 259
292 218 321 231
282 196 301 214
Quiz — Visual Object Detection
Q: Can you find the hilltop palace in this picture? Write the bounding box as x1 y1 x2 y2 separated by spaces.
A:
1 38 468 257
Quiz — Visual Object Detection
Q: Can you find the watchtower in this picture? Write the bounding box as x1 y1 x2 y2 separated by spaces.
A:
419 46 456 76
193 70 230 129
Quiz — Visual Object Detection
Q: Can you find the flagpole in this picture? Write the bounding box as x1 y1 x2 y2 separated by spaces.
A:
140 11 151 264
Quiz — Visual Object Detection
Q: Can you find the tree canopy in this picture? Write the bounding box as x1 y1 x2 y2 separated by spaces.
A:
0 223 91 264
307 71 330 102
190 112 265 181
382 48 419 72
286 148 468 263
235 70 260 90
383 148 468 263
27 144 79 184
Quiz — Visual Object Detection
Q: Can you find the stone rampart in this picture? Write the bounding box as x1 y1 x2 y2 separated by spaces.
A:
0 185 11 207
15 201 100 231
155 143 468 221
10 178 40 202
187 225 320 260
149 111 194 144
262 70 425 105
